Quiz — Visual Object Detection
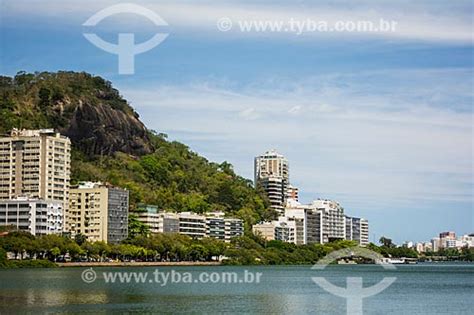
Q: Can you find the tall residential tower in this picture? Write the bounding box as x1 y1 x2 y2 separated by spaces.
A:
0 129 71 228
254 150 289 213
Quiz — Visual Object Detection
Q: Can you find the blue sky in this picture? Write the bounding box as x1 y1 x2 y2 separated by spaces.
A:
1 0 472 243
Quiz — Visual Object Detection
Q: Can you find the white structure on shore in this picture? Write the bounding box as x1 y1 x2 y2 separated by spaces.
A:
0 197 63 235
410 231 474 253
345 216 369 247
253 198 369 246
135 208 244 242
0 129 71 229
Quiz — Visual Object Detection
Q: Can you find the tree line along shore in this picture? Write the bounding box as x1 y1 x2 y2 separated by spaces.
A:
1 228 473 269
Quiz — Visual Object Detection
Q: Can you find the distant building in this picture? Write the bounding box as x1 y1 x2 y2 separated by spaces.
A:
310 199 345 243
460 234 474 248
423 242 433 252
0 129 71 226
260 198 367 246
162 213 180 233
274 219 296 243
206 212 225 240
68 182 129 244
345 216 369 247
134 209 242 241
286 185 299 202
254 150 289 213
415 242 425 253
285 199 323 244
253 222 276 241
222 217 244 242
205 212 244 242
0 198 63 236
439 231 456 239
431 237 441 252
136 211 180 235
178 212 206 239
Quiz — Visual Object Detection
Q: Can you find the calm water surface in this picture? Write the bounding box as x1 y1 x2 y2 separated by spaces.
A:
0 263 473 314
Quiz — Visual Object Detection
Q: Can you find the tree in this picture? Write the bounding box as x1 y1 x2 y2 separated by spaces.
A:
74 233 87 246
66 242 83 260
50 247 61 261
128 214 150 239
379 236 395 248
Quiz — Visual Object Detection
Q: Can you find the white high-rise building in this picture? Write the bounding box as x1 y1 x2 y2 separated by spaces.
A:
254 150 289 213
284 199 322 245
0 129 71 225
345 216 369 246
0 198 63 235
309 199 346 243
287 185 299 202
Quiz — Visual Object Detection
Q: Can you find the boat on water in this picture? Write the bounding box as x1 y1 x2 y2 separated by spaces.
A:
376 257 418 264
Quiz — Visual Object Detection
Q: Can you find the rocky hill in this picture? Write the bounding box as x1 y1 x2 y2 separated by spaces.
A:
0 71 152 156
0 71 274 228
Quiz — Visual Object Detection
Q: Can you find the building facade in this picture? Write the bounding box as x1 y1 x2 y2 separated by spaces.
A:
178 212 207 239
0 198 63 235
310 199 346 243
135 211 180 234
274 218 296 243
287 185 299 202
0 129 71 226
134 209 243 241
252 222 276 241
205 212 244 242
254 150 289 213
345 216 369 246
68 182 128 243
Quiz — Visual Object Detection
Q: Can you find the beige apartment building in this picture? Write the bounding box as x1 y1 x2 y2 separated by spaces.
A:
252 222 276 241
254 150 290 213
68 182 128 244
0 129 71 218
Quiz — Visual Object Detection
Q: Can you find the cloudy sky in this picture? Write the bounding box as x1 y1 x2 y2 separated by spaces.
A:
1 0 472 243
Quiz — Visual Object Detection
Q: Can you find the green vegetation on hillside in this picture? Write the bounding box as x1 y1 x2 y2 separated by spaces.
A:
71 135 274 228
0 71 133 131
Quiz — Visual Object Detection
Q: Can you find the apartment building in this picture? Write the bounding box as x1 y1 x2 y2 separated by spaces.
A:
252 222 276 241
0 129 71 221
274 218 296 243
68 182 128 244
0 198 63 235
310 199 345 243
254 150 289 213
178 212 207 239
205 212 244 242
345 216 369 246
134 209 243 241
284 200 323 244
287 185 299 202
224 217 244 241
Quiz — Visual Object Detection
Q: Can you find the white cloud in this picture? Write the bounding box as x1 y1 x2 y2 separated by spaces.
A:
4 0 473 43
239 108 260 120
119 68 473 209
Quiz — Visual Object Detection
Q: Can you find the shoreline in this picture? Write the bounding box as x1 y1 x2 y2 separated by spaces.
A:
56 261 222 267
